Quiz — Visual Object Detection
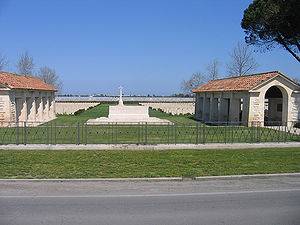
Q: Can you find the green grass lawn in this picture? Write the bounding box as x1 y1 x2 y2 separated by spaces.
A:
0 148 299 179
54 103 196 123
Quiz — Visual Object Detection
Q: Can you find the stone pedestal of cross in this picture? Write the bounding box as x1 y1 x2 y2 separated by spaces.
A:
119 86 124 106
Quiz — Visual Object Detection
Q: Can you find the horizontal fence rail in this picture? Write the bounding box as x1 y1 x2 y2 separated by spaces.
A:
0 121 299 145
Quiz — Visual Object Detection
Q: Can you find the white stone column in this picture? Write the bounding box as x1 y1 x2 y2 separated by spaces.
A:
203 95 210 121
211 97 219 122
229 95 241 123
22 93 27 122
202 93 206 121
32 94 36 121
242 95 250 124
219 95 229 122
45 93 50 120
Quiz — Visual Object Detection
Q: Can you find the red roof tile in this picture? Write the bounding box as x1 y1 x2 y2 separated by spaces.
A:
193 71 288 93
0 71 57 91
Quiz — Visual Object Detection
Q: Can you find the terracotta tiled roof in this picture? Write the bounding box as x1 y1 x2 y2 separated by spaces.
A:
0 71 57 91
193 71 288 93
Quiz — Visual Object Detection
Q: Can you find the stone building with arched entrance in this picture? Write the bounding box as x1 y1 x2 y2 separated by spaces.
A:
0 71 57 125
193 71 300 126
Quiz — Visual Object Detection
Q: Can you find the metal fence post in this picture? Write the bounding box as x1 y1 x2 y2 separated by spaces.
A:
224 124 227 144
284 124 287 142
115 122 118 144
145 122 147 145
251 121 254 143
77 122 80 145
203 123 206 144
138 122 140 145
196 123 199 144
24 122 26 145
168 122 170 145
174 123 177 144
108 122 110 144
231 125 234 144
16 121 19 145
85 123 87 145
258 122 261 143
47 122 49 145
54 122 56 145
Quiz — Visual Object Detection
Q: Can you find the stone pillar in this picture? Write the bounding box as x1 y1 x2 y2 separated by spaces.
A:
203 95 210 121
27 96 34 122
22 94 27 122
50 95 55 118
32 94 36 121
202 93 206 121
210 97 219 121
37 93 44 121
195 94 203 120
219 96 229 122
45 93 50 120
229 96 241 123
242 96 250 124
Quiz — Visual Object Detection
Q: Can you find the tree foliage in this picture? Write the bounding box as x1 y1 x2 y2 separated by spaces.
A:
16 50 34 76
36 66 63 93
241 0 300 62
227 42 258 77
181 72 208 94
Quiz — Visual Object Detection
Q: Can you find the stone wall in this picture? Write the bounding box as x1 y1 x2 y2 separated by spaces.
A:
140 103 195 115
55 102 99 115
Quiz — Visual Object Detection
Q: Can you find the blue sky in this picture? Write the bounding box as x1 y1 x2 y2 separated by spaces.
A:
0 0 299 95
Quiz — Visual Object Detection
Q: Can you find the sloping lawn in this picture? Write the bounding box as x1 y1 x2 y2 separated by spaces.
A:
0 148 299 179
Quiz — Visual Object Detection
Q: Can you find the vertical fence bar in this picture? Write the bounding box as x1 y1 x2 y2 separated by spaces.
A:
47 122 49 145
196 123 199 144
77 122 80 145
231 125 234 144
278 124 280 142
168 122 170 145
115 122 118 144
54 122 56 145
203 123 206 144
16 122 19 145
24 122 26 145
284 124 287 142
108 122 110 144
85 123 87 145
138 122 140 145
224 124 227 144
82 123 84 144
145 122 147 145
251 122 254 143
258 122 261 143
174 123 177 144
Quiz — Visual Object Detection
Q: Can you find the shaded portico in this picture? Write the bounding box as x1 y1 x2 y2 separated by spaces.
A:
193 71 300 125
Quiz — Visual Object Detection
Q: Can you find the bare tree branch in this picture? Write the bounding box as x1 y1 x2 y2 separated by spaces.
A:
226 42 259 77
36 66 63 93
16 50 34 76
206 59 220 81
181 72 208 94
0 50 8 71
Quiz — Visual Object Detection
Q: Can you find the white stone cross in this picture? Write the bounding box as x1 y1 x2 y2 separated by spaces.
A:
119 85 124 106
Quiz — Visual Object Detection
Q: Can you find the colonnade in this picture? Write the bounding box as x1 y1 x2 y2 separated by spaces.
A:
195 92 249 123
13 91 55 123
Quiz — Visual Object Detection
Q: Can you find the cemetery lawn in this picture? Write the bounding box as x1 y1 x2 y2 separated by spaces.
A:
54 103 195 123
0 148 299 179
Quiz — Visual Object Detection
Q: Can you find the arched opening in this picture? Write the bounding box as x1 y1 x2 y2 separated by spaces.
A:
264 86 286 126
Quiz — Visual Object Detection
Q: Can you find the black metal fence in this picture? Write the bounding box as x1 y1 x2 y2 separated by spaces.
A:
0 121 299 145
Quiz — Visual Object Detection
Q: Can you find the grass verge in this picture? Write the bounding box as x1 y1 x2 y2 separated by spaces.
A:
0 148 299 179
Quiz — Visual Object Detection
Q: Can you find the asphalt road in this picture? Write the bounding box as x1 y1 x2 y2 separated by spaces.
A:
1 175 300 225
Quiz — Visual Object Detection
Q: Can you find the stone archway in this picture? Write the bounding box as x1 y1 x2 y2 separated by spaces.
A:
264 86 288 126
